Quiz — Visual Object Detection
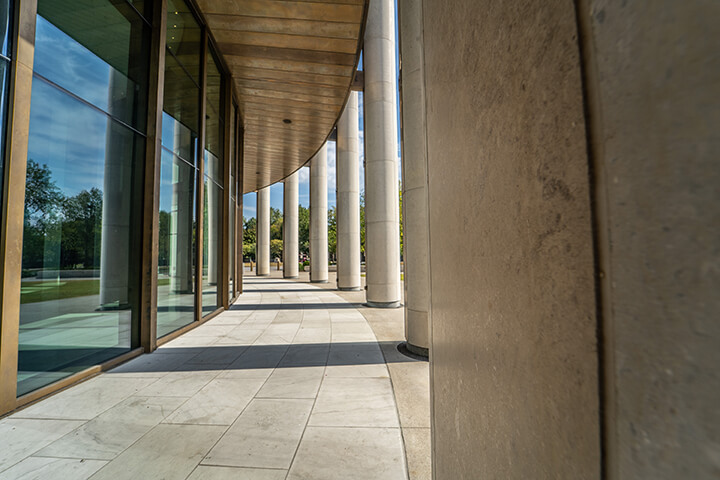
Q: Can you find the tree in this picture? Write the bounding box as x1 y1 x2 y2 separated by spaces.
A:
399 182 403 259
61 188 103 269
270 207 283 240
243 216 256 246
359 191 365 258
327 206 337 261
298 205 310 255
243 242 255 261
270 239 283 261
22 160 65 270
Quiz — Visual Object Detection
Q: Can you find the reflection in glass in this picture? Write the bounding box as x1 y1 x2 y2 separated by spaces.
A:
0 1 12 218
202 50 224 315
157 0 202 336
228 106 236 298
34 4 149 131
1 0 11 57
157 146 196 337
18 77 144 397
0 59 9 209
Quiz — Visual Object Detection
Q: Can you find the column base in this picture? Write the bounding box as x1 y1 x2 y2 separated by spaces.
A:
311 279 329 284
398 342 429 360
405 341 429 358
283 275 299 279
256 273 270 277
338 286 362 291
366 300 402 309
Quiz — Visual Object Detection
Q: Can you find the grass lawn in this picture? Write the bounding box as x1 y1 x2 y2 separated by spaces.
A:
21 278 171 304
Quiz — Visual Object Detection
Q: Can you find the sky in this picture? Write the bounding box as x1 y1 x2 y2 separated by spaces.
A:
243 1 401 220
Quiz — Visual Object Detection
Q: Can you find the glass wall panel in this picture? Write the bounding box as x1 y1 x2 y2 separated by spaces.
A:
228 105 236 298
34 2 150 131
157 0 201 337
201 50 224 314
157 146 196 337
0 0 12 218
1 0 11 57
18 0 149 395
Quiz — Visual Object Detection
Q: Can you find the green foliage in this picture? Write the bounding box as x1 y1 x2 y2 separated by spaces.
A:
243 216 256 247
327 205 337 261
243 242 255 260
298 205 310 255
22 160 105 271
399 183 403 258
359 191 365 256
270 239 283 260
270 207 283 240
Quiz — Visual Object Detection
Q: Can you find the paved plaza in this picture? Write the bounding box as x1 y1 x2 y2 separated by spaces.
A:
0 274 430 480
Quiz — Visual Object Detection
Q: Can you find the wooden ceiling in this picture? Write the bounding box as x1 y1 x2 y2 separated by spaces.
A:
194 0 367 194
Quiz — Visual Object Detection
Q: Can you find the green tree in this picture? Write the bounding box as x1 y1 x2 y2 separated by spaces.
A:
243 242 255 260
22 160 65 270
242 216 256 261
298 205 310 255
399 183 403 259
359 191 365 258
61 188 103 269
270 207 283 240
270 239 283 261
327 206 337 261
158 210 171 268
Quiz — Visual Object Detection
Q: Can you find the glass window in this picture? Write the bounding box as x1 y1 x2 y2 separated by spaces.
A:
157 0 202 337
1 0 11 58
157 147 196 337
201 49 224 315
0 0 12 219
228 105 236 298
19 64 146 396
34 2 150 131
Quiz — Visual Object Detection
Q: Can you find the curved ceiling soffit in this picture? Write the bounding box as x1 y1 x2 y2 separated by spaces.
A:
195 0 368 194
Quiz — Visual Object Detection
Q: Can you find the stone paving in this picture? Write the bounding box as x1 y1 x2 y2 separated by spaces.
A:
0 277 413 480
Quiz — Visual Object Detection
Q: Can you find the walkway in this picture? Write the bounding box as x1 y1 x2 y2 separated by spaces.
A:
0 276 424 480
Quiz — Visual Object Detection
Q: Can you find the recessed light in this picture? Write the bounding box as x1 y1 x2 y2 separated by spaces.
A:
283 119 292 124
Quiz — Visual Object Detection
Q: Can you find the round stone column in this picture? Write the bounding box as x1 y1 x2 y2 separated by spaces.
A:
310 144 328 283
283 171 299 278
256 186 270 276
399 0 430 354
364 0 401 308
336 92 361 291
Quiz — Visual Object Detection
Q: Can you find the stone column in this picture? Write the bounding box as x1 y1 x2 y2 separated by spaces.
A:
399 0 430 355
283 171 299 278
364 0 401 307
310 144 328 283
336 92 361 291
256 186 270 276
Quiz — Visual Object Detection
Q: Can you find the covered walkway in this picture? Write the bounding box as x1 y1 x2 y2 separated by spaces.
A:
0 276 429 480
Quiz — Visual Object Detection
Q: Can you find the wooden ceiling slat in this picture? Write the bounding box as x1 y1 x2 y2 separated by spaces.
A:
195 0 366 192
235 78 348 98
232 68 349 88
205 15 360 39
211 30 358 55
197 0 363 24
225 55 353 77
239 96 341 113
237 87 344 106
219 44 356 67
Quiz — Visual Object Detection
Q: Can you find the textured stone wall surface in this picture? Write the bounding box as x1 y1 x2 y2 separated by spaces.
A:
579 1 720 478
421 1 601 478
